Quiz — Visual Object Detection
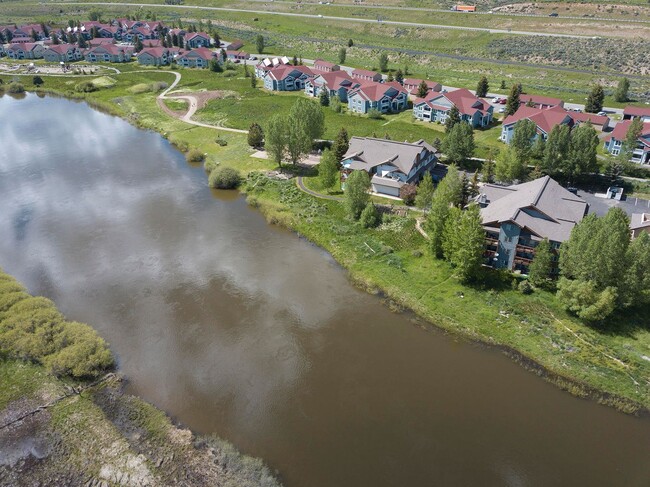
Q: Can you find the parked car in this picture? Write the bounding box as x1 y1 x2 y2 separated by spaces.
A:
597 111 607 116
549 12 558 17
499 99 506 104
498 107 505 113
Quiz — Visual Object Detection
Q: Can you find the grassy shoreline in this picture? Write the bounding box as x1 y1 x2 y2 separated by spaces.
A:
1 70 648 416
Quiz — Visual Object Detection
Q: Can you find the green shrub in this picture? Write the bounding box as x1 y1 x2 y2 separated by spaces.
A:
171 140 190 153
367 108 383 120
215 137 228 147
75 81 97 93
186 149 205 163
209 167 241 189
223 70 237 77
360 202 381 228
7 82 25 94
204 159 219 173
518 280 533 295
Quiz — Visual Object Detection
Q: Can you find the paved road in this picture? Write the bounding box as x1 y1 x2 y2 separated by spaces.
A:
296 176 343 201
56 2 597 38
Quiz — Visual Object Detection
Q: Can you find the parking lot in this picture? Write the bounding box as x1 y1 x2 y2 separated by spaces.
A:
577 189 650 217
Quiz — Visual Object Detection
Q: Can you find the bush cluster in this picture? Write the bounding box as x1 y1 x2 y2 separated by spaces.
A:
209 167 241 189
7 82 25 94
186 149 205 163
0 271 114 378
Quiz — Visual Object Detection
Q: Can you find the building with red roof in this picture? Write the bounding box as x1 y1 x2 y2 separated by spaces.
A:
351 69 382 83
623 106 650 122
136 47 178 66
176 47 222 68
402 78 442 98
413 88 493 128
263 64 314 91
6 43 45 60
42 44 83 62
313 59 340 73
84 44 133 63
518 94 564 109
604 119 650 165
184 32 211 49
347 81 408 114
304 71 359 102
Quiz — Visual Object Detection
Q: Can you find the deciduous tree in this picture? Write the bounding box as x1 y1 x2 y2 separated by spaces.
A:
345 170 370 219
614 78 629 103
415 172 435 209
265 114 288 168
444 104 461 133
565 122 599 181
495 146 526 183
528 238 553 288
425 165 463 258
442 204 485 283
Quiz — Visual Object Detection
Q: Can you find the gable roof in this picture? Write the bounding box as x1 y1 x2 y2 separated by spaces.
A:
348 81 406 102
604 119 650 144
313 58 339 71
351 68 381 79
311 70 356 89
402 78 442 93
479 176 588 243
88 44 133 56
503 105 573 134
185 31 210 41
177 47 217 60
623 106 650 118
444 88 491 117
265 64 314 81
569 111 609 127
519 94 563 107
342 137 436 175
631 213 650 231
44 44 77 54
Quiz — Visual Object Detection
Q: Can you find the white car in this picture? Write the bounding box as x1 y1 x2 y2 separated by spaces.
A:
498 107 505 113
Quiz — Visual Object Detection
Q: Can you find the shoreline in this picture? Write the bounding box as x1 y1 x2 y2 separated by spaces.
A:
1 85 648 416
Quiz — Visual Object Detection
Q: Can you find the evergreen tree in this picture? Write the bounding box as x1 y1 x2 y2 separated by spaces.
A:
331 127 349 162
442 122 475 164
481 153 495 184
250 73 257 88
416 80 429 98
505 83 521 116
415 172 435 210
318 149 340 191
584 84 605 113
444 104 461 132
360 202 381 228
510 118 537 163
614 77 630 103
247 122 264 149
500 80 506 89
495 146 526 183
386 71 394 82
338 47 346 64
442 204 485 283
345 170 371 219
565 122 599 182
265 114 288 168
40 22 49 37
476 76 489 98
172 33 179 47
425 165 463 258
292 54 298 66
255 34 264 54
542 124 570 177
529 238 554 288
319 89 330 107
469 170 480 199
77 34 87 48
31 29 38 42
51 34 60 45
134 36 143 52
395 69 404 84
347 38 354 47
243 63 250 77
212 30 220 47
378 51 389 72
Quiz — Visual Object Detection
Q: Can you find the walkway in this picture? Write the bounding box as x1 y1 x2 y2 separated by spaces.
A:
296 176 344 201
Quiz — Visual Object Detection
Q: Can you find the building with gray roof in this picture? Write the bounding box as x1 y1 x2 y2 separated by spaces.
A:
477 176 588 273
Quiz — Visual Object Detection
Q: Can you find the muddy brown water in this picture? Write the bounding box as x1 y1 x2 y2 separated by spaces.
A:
1 94 648 486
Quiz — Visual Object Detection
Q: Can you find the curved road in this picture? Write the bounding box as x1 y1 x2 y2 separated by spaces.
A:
55 2 595 38
296 176 343 201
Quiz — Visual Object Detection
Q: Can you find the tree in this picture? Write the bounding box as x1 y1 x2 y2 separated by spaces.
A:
338 47 346 64
425 165 463 258
265 114 288 168
481 153 495 184
500 80 506 90
442 204 485 283
172 33 179 47
386 71 394 82
621 232 650 308
505 83 522 116
292 54 298 66
556 278 618 322
510 118 537 163
284 98 325 165
542 124 570 177
30 29 38 42
332 127 349 162
134 36 143 52
444 104 461 133
565 122 598 182
77 34 87 48
347 38 354 47
247 122 264 149
620 117 644 163
605 156 625 183
528 238 554 288
476 76 489 98
378 51 389 72
212 30 220 47
89 8 102 21
469 170 480 199
531 135 546 162
415 172 435 209
360 202 381 228
395 69 404 84
250 73 257 88
318 149 339 191
584 84 605 113
400 183 417 206
32 76 44 86
345 170 370 219
255 34 264 54
416 80 429 98
495 146 526 183
614 78 630 103
209 58 222 72
319 89 330 107
40 22 49 37
442 122 475 164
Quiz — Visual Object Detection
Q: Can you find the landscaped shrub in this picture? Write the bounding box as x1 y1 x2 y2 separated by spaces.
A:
367 108 383 120
186 149 205 163
518 280 533 295
32 76 44 86
171 140 189 153
399 183 417 206
7 82 25 94
75 81 97 93
360 202 381 228
204 159 218 173
223 71 237 77
215 137 228 146
209 167 241 189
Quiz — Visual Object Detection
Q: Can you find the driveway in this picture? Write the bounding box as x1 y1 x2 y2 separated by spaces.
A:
578 190 650 217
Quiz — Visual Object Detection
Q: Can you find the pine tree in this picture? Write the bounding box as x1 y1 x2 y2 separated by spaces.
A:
338 47 346 64
505 83 521 116
584 84 605 113
247 122 264 149
318 149 340 191
347 38 354 47
319 89 330 107
386 71 394 82
378 52 389 72
332 127 349 162
292 54 298 66
469 170 480 199
395 69 404 84
476 76 489 97
415 172 435 210
444 104 461 133
77 34 87 48
529 238 554 288
255 34 264 54
442 122 475 164
416 80 429 98
134 36 143 52
481 154 495 184
614 78 630 103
